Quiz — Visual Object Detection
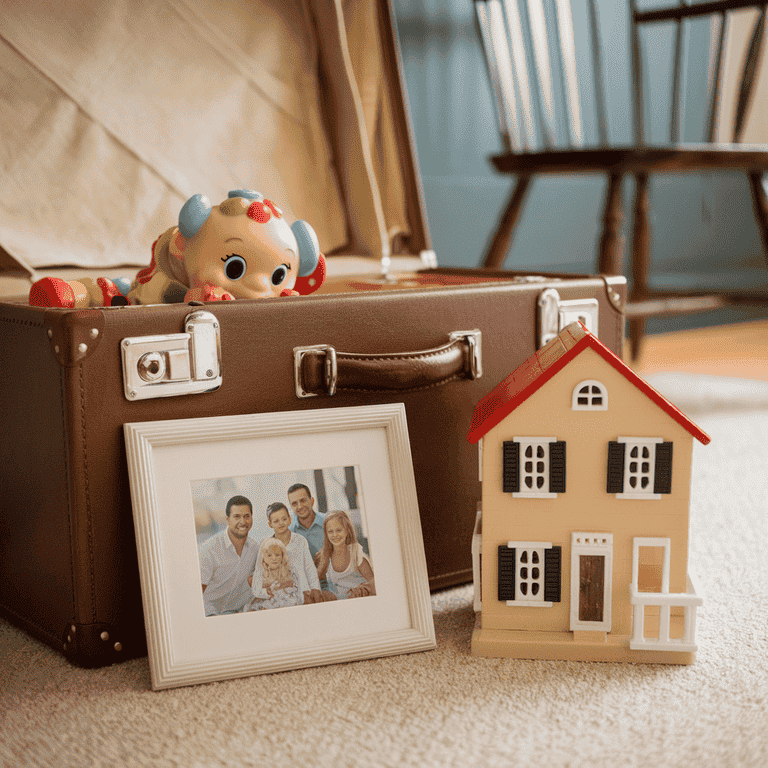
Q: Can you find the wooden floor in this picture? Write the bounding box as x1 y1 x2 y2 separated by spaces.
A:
629 319 768 381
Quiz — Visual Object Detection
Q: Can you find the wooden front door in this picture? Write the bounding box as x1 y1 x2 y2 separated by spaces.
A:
570 533 613 632
579 555 605 623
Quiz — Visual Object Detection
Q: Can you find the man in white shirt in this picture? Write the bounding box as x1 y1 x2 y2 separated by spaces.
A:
200 495 258 616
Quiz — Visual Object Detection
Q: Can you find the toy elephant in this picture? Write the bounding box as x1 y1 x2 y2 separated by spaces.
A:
29 189 326 307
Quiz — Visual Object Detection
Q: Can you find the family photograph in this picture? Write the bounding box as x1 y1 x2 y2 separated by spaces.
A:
192 467 375 617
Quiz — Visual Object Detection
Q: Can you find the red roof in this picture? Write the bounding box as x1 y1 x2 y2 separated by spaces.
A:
467 322 711 445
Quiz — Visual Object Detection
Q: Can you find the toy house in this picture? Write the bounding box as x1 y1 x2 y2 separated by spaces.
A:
468 322 710 664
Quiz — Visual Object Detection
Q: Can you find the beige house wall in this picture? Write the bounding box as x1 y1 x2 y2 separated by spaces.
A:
480 348 695 637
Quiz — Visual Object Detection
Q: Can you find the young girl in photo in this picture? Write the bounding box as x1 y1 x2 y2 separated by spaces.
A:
248 537 302 611
317 511 375 600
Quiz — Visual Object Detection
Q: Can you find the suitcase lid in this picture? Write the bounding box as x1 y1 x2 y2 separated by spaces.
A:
0 0 433 286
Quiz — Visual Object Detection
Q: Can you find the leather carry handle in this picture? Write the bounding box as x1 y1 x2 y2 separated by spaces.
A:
293 330 482 398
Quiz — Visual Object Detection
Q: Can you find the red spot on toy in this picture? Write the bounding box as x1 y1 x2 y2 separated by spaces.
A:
264 199 282 218
247 201 271 223
293 253 326 296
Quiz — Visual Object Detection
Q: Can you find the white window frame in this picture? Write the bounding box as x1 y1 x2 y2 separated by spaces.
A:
616 436 662 499
513 437 557 499
572 380 608 411
505 540 554 607
569 533 613 632
631 537 671 593
472 505 482 612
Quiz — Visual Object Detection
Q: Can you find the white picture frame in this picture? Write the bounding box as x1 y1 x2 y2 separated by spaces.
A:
124 403 435 690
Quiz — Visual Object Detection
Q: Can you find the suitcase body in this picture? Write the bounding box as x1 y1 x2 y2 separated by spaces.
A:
0 274 625 666
0 0 627 667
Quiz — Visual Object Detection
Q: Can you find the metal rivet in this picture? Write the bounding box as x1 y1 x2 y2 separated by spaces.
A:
100 631 109 641
213 323 219 329
206 369 213 378
54 345 60 354
47 329 53 338
78 343 88 354
114 642 123 652
67 635 72 643
123 339 131 347
71 624 76 633
128 390 137 399
90 328 99 338
63 644 67 651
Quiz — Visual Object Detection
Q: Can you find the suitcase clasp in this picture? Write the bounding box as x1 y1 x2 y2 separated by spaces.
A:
121 310 222 400
538 288 599 348
293 344 338 398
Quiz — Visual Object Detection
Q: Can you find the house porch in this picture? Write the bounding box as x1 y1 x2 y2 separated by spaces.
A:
471 609 698 665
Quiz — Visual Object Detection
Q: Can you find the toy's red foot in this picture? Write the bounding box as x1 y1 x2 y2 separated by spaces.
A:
29 277 75 308
184 284 236 302
294 253 326 295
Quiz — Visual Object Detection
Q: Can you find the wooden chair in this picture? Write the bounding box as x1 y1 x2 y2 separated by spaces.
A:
474 0 768 359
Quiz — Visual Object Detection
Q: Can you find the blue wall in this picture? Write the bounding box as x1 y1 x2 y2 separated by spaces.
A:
392 0 767 329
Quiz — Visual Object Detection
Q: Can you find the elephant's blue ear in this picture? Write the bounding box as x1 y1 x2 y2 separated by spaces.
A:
228 189 262 200
292 220 320 277
178 194 212 237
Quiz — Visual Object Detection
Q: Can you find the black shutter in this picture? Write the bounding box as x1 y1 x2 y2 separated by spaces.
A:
498 546 516 601
502 441 519 493
544 546 562 602
549 441 566 493
653 442 673 494
606 441 625 493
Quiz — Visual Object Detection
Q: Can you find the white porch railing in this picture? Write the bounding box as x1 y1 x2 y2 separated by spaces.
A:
629 574 703 653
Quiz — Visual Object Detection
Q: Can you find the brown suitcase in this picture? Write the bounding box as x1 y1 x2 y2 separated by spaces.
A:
0 1 627 668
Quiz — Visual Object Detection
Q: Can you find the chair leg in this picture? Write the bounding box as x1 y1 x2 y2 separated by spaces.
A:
747 172 768 269
629 172 651 362
598 172 625 275
481 175 532 270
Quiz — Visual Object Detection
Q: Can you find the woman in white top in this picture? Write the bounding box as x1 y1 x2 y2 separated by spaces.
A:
316 511 375 599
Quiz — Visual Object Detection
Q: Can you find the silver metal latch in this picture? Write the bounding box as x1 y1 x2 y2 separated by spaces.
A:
449 330 483 380
121 310 222 400
537 288 599 347
293 344 338 398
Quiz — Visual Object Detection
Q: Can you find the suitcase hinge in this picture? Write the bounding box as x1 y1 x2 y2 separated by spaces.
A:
121 310 222 400
537 288 599 347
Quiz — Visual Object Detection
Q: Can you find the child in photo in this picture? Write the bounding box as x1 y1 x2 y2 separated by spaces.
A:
317 510 376 599
249 502 322 606
248 537 302 611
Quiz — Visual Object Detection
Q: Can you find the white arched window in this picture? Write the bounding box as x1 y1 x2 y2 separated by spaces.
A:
572 380 607 411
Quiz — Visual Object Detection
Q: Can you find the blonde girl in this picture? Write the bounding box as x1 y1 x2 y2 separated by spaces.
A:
248 537 302 611
317 511 375 599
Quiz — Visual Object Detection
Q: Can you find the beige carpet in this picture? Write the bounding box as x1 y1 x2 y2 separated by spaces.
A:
2 373 767 768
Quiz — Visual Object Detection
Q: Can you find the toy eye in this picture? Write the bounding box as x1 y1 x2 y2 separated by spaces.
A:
222 255 247 281
271 264 289 286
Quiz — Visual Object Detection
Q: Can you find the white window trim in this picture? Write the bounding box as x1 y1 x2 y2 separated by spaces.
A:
505 540 554 607
569 532 613 632
478 437 483 483
631 536 671 593
472 505 482 612
616 436 663 500
572 379 608 411
512 436 558 499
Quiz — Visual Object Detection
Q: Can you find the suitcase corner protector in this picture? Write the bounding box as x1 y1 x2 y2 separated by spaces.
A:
62 621 146 668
